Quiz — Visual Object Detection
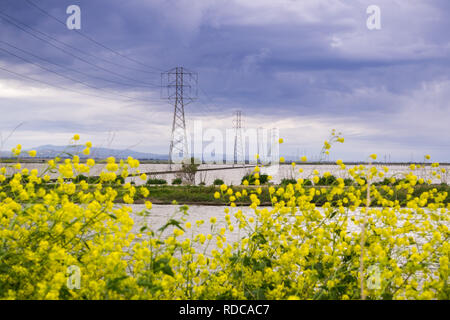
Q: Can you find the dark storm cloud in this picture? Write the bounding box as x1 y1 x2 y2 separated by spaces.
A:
0 0 449 160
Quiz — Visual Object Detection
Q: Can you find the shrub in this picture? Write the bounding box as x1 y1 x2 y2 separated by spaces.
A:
281 178 297 185
172 178 182 185
241 173 269 185
73 175 99 184
0 134 448 300
373 178 393 186
1 174 32 185
73 174 88 183
147 178 167 185
317 175 337 185
175 157 200 185
213 178 224 186
343 178 353 186
115 176 125 184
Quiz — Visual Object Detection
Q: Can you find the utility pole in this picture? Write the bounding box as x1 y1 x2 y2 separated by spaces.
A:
161 67 197 169
233 110 244 167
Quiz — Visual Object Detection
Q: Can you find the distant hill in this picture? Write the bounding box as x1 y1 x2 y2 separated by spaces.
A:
1 145 168 160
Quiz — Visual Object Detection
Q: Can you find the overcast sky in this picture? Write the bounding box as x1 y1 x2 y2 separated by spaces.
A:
0 0 449 161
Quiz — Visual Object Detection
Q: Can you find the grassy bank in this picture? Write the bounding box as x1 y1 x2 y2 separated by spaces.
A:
1 182 448 206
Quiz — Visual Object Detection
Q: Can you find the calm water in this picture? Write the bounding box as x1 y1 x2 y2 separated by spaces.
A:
129 204 446 251
126 204 446 287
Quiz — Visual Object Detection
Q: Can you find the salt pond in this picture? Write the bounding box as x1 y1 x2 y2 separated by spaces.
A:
129 204 447 252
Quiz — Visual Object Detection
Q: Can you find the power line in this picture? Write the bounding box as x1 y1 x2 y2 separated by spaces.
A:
2 3 226 121
24 0 164 74
197 85 223 115
0 11 161 88
0 39 152 89
0 62 167 131
0 63 166 128
0 10 160 87
0 63 144 102
0 45 161 103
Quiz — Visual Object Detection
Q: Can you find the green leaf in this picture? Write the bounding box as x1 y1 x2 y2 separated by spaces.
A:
152 258 174 277
158 219 184 233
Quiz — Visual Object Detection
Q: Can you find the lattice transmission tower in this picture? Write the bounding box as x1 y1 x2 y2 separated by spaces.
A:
267 128 279 165
233 110 244 167
257 127 268 164
161 67 197 169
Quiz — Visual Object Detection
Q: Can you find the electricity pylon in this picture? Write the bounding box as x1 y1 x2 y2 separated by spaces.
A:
161 67 197 169
233 110 244 167
257 127 268 164
267 128 279 165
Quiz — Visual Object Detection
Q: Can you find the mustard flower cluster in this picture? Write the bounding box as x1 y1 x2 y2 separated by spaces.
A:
0 136 448 300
